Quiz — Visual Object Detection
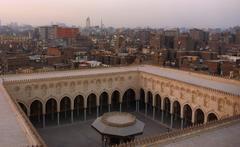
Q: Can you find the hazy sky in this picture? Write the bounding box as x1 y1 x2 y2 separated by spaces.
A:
0 0 239 28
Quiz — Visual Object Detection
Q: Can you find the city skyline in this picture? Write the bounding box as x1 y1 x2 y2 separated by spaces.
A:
0 0 240 28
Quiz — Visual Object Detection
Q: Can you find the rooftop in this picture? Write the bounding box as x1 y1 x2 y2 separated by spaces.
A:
159 122 240 147
0 81 44 146
116 116 240 147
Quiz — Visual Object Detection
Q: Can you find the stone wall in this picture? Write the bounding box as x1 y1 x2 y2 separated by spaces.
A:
3 67 240 121
4 71 139 115
139 71 240 122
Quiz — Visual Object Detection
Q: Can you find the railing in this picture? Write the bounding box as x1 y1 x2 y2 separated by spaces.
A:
113 115 240 147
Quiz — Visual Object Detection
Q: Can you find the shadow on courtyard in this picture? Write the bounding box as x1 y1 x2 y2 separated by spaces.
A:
38 112 169 147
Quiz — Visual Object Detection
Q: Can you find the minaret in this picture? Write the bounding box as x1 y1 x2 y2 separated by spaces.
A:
86 17 91 28
100 18 104 29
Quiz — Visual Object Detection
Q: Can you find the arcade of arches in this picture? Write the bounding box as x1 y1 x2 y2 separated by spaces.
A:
18 89 218 129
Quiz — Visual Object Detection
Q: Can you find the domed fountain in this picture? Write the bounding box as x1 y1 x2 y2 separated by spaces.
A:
91 112 145 146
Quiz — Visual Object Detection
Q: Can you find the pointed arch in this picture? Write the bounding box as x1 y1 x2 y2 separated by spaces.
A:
74 95 84 121
122 88 136 112
183 104 192 127
30 100 43 116
60 96 71 122
163 97 171 113
99 92 109 115
173 101 181 117
30 100 43 127
18 102 28 116
45 98 58 125
207 113 218 122
111 90 120 111
154 94 162 121
194 108 204 124
139 88 145 112
87 93 97 120
147 91 153 116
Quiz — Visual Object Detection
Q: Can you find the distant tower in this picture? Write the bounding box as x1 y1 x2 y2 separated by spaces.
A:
86 17 91 28
101 18 104 29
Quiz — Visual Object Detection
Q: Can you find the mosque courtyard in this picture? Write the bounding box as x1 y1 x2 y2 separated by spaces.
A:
38 112 169 147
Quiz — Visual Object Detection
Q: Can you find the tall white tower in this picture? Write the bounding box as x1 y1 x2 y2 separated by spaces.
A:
86 17 91 28
101 18 104 29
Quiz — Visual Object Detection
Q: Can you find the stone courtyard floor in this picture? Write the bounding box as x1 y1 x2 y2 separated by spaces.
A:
38 112 169 147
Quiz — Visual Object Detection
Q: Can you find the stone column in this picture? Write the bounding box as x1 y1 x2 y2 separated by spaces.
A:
170 102 173 114
145 103 148 116
108 104 111 112
136 100 138 112
181 118 184 129
192 112 195 125
27 109 30 118
96 106 99 117
153 106 156 120
170 114 173 128
204 114 207 124
180 105 184 119
57 112 60 125
84 108 87 121
120 103 122 112
138 101 140 112
71 110 74 123
161 97 165 122
42 114 45 128
170 102 173 128
161 110 164 122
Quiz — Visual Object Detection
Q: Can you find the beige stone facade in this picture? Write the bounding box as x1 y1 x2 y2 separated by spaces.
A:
4 71 139 115
2 65 240 126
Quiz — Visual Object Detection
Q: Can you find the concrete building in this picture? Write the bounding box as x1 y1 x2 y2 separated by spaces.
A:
177 33 194 50
38 25 79 42
38 26 57 41
56 27 79 39
190 28 206 43
235 30 240 44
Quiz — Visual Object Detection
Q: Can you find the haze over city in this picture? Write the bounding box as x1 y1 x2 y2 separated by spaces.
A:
0 0 240 28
